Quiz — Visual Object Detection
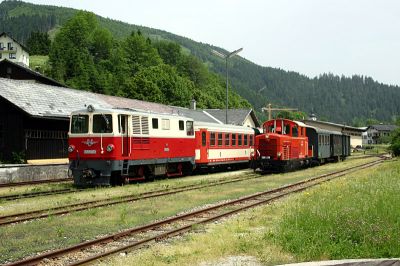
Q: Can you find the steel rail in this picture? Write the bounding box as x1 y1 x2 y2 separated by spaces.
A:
5 159 385 266
0 178 73 188
0 173 261 226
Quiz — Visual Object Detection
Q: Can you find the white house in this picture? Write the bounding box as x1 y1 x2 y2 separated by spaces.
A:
0 32 30 67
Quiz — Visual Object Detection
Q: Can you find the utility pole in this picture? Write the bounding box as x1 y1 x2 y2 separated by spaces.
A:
261 103 298 120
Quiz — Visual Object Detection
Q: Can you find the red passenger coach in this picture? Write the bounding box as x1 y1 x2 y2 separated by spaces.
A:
253 119 309 171
68 105 196 186
194 122 255 169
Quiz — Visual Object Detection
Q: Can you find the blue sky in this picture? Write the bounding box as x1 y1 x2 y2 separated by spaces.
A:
19 0 400 86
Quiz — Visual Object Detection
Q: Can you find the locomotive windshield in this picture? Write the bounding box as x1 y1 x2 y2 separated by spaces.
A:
71 115 89 133
93 114 113 133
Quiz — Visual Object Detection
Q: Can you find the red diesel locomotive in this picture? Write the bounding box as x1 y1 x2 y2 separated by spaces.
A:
253 119 310 171
68 105 255 186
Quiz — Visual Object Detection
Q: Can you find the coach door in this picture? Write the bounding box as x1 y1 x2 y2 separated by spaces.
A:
200 129 208 161
119 115 130 156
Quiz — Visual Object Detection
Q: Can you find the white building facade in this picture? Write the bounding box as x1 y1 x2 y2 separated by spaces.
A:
0 32 30 66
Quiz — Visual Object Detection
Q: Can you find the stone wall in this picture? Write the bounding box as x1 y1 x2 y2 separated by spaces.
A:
0 164 68 184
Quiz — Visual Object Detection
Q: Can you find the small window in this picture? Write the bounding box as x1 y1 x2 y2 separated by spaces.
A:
152 118 158 129
244 134 248 146
118 115 127 134
225 133 230 146
9 53 16 59
179 120 184 131
284 124 290 135
232 134 237 146
292 126 298 137
250 135 254 146
162 119 170 130
93 114 113 133
218 133 223 146
202 132 206 146
186 121 194 136
71 114 89 134
268 125 275 133
238 134 242 146
210 132 216 146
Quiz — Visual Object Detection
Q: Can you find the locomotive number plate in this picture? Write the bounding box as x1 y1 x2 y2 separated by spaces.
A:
84 150 97 154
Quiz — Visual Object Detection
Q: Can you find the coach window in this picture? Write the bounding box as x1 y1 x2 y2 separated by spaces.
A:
238 134 243 146
152 118 158 129
179 120 184 131
202 132 206 146
210 132 216 146
244 134 248 146
232 134 237 146
93 114 113 133
186 121 194 136
71 114 89 133
218 133 223 146
318 135 321 146
292 125 298 137
225 133 230 146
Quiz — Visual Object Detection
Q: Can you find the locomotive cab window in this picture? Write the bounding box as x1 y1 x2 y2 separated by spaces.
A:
118 115 127 134
93 114 113 133
71 114 89 134
284 124 290 135
292 126 298 137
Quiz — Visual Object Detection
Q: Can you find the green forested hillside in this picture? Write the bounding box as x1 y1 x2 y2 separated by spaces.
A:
1 0 399 124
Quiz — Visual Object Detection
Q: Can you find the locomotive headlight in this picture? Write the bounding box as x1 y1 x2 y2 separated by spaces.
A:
106 144 114 152
277 152 282 158
68 145 75 153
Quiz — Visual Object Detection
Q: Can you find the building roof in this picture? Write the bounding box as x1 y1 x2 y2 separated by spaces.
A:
204 109 260 127
303 119 366 132
0 59 64 87
367 124 398 132
0 32 29 52
0 78 257 126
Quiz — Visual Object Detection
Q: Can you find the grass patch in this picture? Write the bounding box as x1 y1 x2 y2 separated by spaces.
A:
99 159 399 266
273 158 400 260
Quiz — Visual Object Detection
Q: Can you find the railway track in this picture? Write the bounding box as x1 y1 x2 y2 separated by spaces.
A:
5 158 386 266
0 178 72 188
0 187 88 201
0 173 261 226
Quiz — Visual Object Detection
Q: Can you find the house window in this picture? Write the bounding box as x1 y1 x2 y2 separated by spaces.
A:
152 118 158 129
179 120 184 131
9 53 16 59
0 43 4 50
210 132 216 146
7 42 13 50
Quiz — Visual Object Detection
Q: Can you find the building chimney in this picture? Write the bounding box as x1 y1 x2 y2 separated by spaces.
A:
190 99 196 110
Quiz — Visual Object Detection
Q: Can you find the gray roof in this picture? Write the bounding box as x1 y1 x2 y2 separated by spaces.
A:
0 78 248 125
303 119 365 132
368 124 398 132
204 109 260 127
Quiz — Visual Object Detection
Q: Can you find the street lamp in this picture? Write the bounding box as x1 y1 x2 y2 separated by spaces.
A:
212 47 243 124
